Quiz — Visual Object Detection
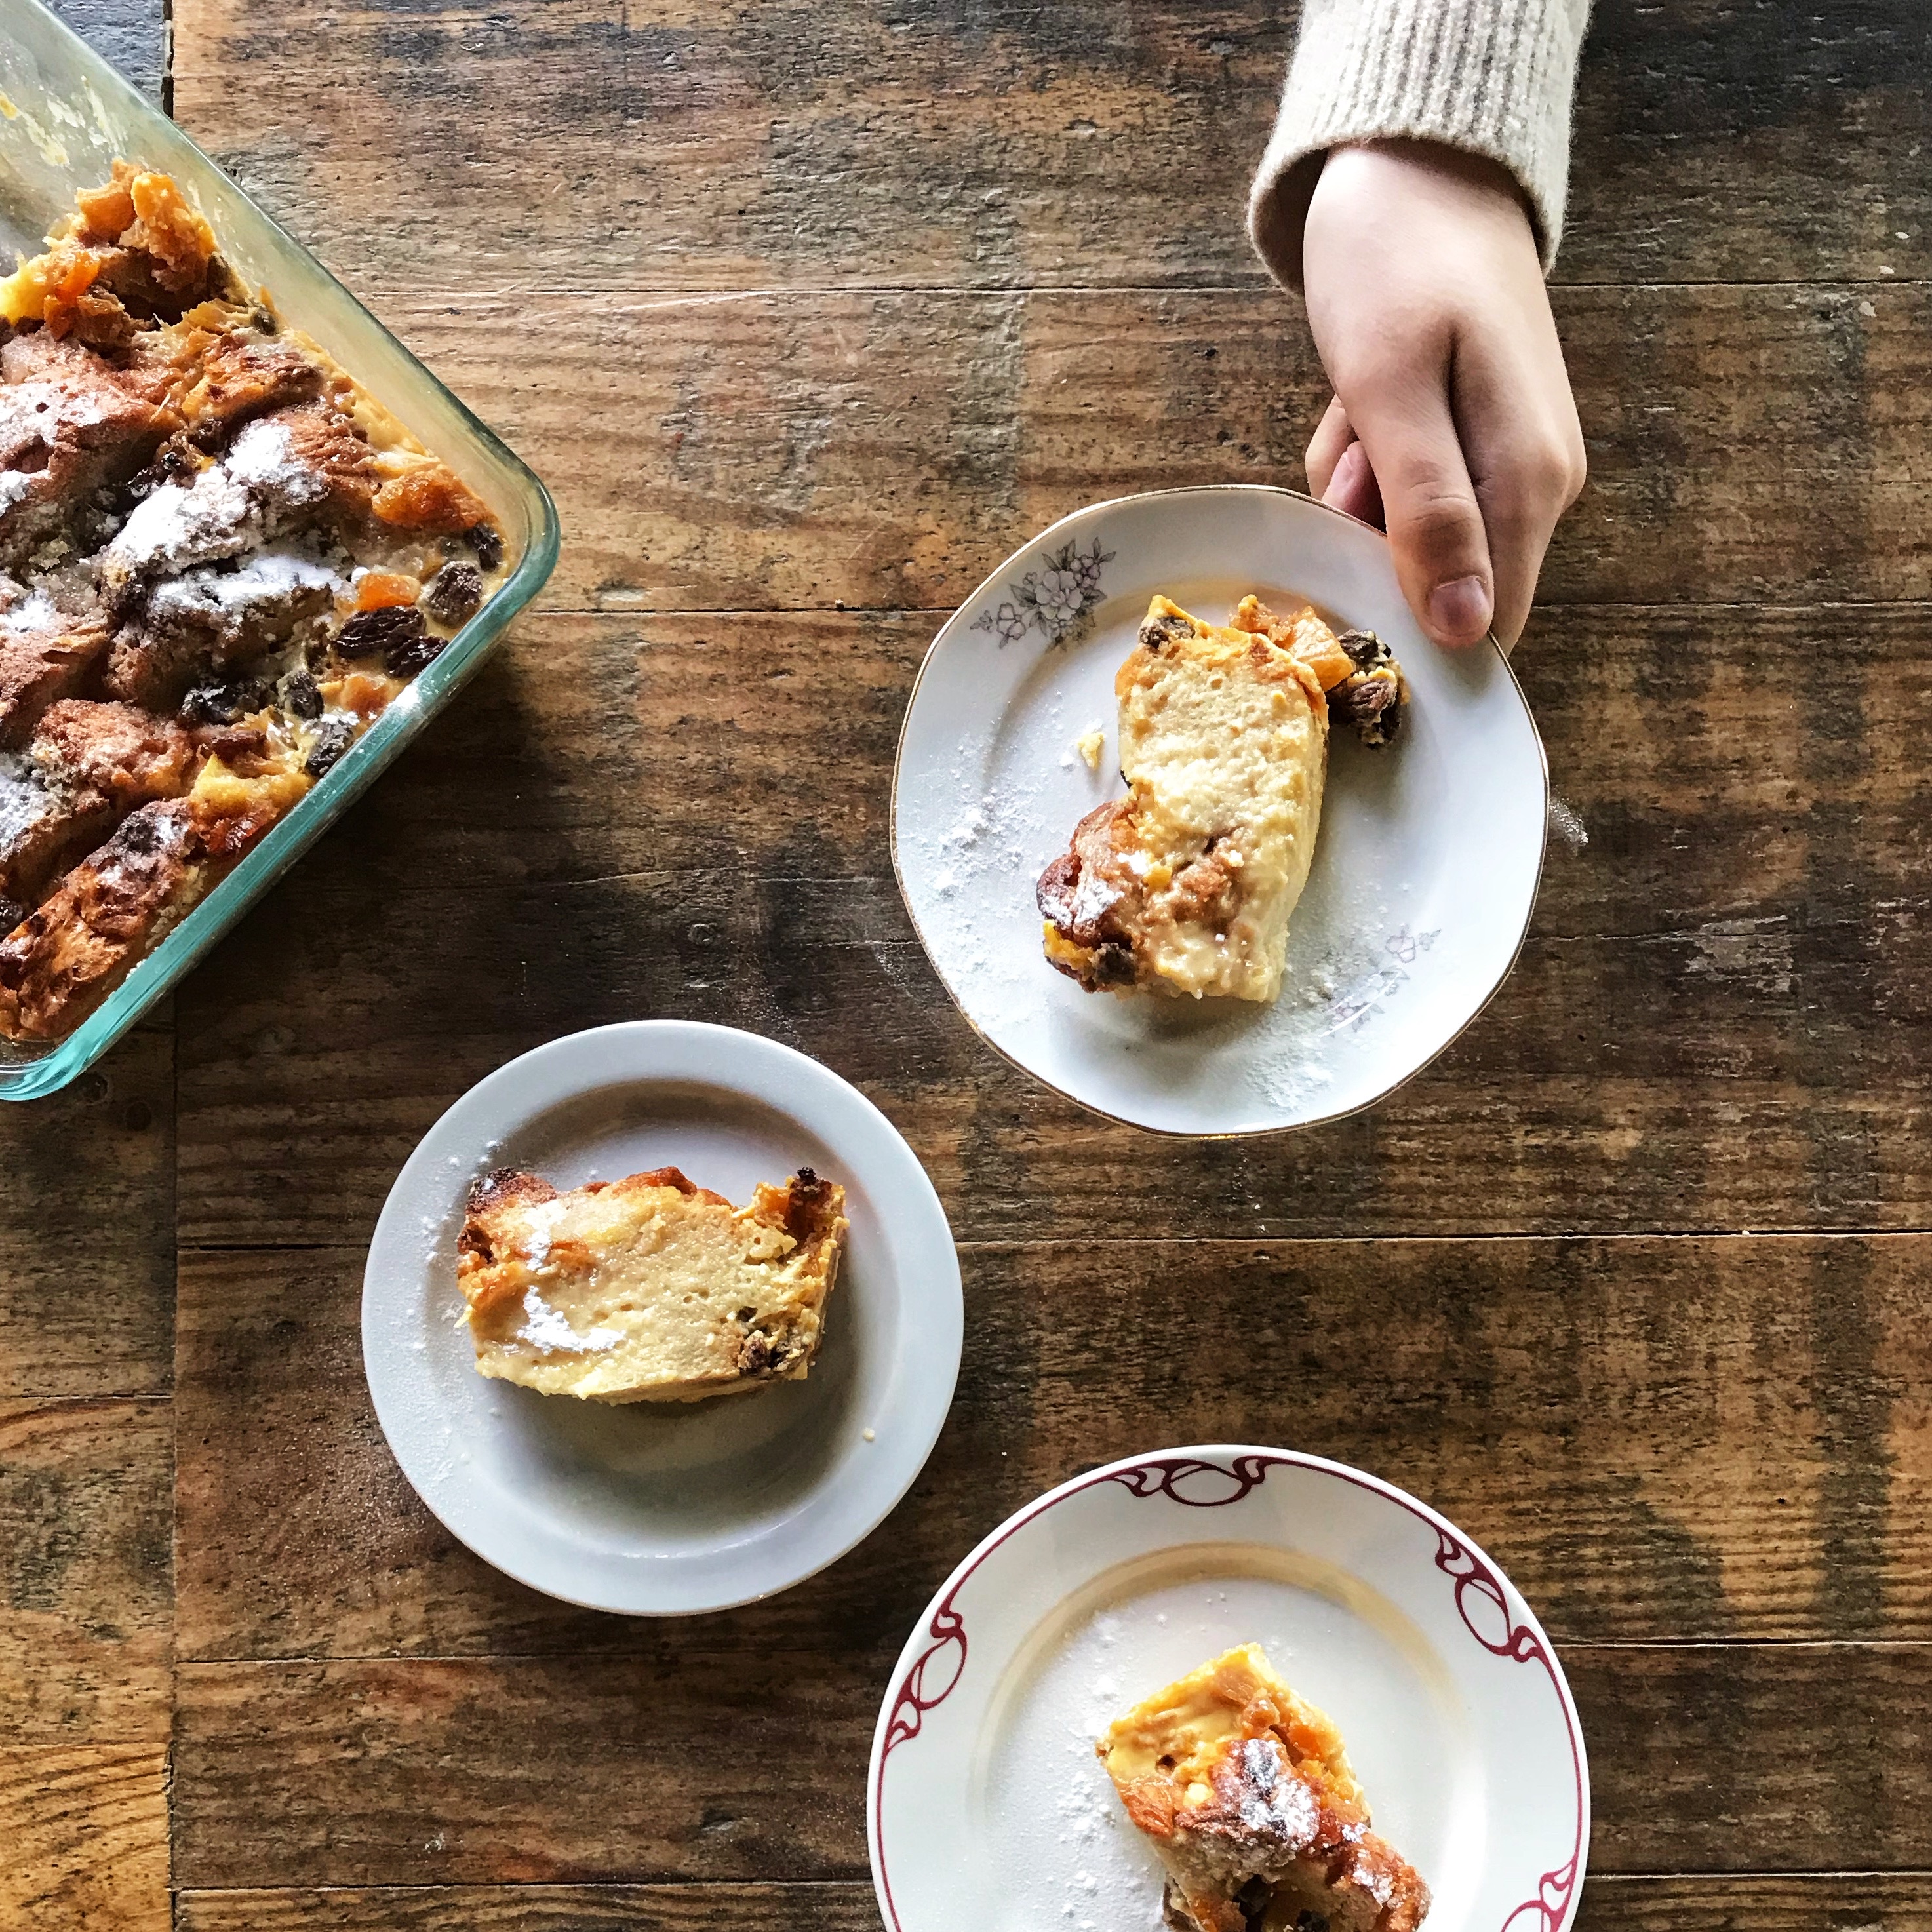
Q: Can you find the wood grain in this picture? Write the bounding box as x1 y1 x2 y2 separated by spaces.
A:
296 283 1932 616
167 591 1932 1248
1577 1876 1932 1932
168 0 1932 295
176 1233 1929 1661
170 1642 1932 1885
46 0 167 102
163 1877 1932 1932
32 0 1932 1922
0 1399 172 1745
0 1743 169 1932
178 1885 885 1932
0 1023 174 1400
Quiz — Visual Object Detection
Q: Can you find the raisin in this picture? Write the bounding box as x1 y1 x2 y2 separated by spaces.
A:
421 562 483 627
465 522 505 573
279 670 323 719
304 717 357 778
388 630 448 680
1337 627 1390 670
336 604 421 662
0 897 24 936
180 680 264 726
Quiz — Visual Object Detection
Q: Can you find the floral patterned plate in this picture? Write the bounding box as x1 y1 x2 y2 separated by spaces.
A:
890 486 1548 1134
869 1446 1588 1932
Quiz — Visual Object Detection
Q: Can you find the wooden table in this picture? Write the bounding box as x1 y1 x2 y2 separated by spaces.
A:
7 1 1931 1926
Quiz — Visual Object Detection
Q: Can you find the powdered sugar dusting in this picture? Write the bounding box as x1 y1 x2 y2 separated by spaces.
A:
104 418 328 583
1236 1734 1318 1842
0 588 59 635
0 751 54 850
516 1288 622 1355
973 1552 1466 1929
147 551 341 637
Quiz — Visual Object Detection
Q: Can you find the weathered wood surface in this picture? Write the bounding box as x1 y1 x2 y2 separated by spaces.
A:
0 1741 170 1932
174 1236 1931 1661
175 282 1926 617
45 0 166 102
14 2 1932 1929
171 602 1932 1247
170 0 1932 294
170 1641 1932 1884
177 1887 889 1932
167 1878 1932 1932
0 1025 174 1398
0 1398 172 1741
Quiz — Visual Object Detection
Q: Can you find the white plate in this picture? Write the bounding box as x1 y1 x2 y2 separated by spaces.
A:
891 486 1548 1135
361 1021 963 1615
869 1445 1588 1932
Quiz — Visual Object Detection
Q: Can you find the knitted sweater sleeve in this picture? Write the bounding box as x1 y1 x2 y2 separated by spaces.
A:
1248 0 1592 288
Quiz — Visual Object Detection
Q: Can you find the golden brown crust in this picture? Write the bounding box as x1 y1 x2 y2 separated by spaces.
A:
0 609 114 748
0 338 175 569
33 698 196 809
456 1165 848 1403
0 797 205 1038
0 167 507 1042
1099 1646 1430 1932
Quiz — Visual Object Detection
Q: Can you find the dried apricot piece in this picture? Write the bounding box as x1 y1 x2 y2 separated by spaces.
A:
371 460 490 533
354 570 422 612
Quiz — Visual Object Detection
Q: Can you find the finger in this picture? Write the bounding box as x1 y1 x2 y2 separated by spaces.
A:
1456 379 1587 650
1322 439 1385 529
1305 396 1354 498
1472 487 1560 650
1345 382 1495 646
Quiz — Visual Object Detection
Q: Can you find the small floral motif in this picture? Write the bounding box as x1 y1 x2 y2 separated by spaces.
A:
972 534 1115 648
1326 925 1442 1031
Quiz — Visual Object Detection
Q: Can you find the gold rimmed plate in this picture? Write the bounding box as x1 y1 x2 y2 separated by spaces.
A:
889 486 1548 1135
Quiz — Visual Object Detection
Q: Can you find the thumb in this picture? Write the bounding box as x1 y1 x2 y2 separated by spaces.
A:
1347 388 1495 647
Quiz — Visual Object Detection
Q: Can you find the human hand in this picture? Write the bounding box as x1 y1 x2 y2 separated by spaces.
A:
1300 140 1586 650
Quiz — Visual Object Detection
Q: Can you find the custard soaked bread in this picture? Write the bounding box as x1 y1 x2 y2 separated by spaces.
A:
458 1165 847 1403
1098 1644 1430 1932
0 161 506 1038
1037 595 1404 1002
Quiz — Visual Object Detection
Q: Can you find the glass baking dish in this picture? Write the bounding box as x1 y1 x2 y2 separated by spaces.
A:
0 0 559 1099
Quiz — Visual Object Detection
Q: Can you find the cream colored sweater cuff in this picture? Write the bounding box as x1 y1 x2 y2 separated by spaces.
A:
1248 0 1591 289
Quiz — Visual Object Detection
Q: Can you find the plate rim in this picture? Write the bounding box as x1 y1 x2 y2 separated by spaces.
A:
359 1018 964 1617
867 1440 1590 1932
887 483 1550 1138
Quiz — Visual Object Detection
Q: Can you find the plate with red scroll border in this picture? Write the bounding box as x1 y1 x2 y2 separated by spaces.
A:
869 1446 1587 1932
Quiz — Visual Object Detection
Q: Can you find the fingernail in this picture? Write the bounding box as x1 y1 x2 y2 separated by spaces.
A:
1428 576 1492 642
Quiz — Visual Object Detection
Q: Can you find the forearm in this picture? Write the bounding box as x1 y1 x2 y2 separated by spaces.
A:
1248 0 1592 289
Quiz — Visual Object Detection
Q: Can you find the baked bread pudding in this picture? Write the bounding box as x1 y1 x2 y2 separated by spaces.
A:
457 1164 847 1403
1097 1644 1430 1932
1037 595 1403 1001
0 163 506 1040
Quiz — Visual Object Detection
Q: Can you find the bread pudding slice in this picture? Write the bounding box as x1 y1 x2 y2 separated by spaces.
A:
458 1164 847 1404
1036 596 1328 1001
1098 1645 1430 1932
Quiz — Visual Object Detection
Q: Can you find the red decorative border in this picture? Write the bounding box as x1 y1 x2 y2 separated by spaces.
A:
1432 1527 1583 1932
872 1449 1587 1932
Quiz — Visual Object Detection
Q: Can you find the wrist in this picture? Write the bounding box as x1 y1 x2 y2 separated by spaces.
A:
1312 140 1539 251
